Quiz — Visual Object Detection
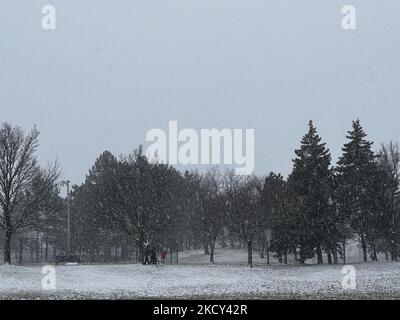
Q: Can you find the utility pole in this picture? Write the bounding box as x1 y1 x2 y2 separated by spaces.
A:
61 180 71 255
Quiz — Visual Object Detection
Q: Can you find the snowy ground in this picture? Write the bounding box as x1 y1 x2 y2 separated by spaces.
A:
1 249 400 299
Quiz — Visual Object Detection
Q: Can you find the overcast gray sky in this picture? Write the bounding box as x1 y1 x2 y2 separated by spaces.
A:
1 0 400 185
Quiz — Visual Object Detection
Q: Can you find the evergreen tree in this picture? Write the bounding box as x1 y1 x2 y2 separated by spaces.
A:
74 150 121 261
116 147 184 263
336 119 378 262
288 120 333 264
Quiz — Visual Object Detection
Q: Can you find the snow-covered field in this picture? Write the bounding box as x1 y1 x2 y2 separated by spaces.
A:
1 249 400 299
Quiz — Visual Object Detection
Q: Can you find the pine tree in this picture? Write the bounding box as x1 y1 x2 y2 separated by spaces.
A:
75 150 121 261
288 120 333 264
336 119 377 262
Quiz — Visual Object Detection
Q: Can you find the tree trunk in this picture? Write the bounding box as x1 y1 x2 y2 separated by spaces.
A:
391 245 398 262
371 244 378 261
259 239 265 259
316 245 323 264
327 251 332 264
40 239 43 263
266 242 270 265
138 239 144 264
210 240 216 264
247 239 253 268
299 247 305 264
333 250 339 264
283 251 288 264
35 231 40 263
361 238 368 262
277 249 282 263
135 246 139 263
342 240 346 264
3 228 12 264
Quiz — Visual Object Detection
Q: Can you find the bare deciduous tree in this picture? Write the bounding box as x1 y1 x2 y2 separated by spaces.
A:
378 142 400 261
225 172 265 268
0 123 40 263
198 169 226 264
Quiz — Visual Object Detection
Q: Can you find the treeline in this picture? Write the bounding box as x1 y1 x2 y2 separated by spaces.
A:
0 120 399 266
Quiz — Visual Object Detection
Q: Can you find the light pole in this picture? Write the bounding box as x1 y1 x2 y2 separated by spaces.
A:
60 180 71 255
